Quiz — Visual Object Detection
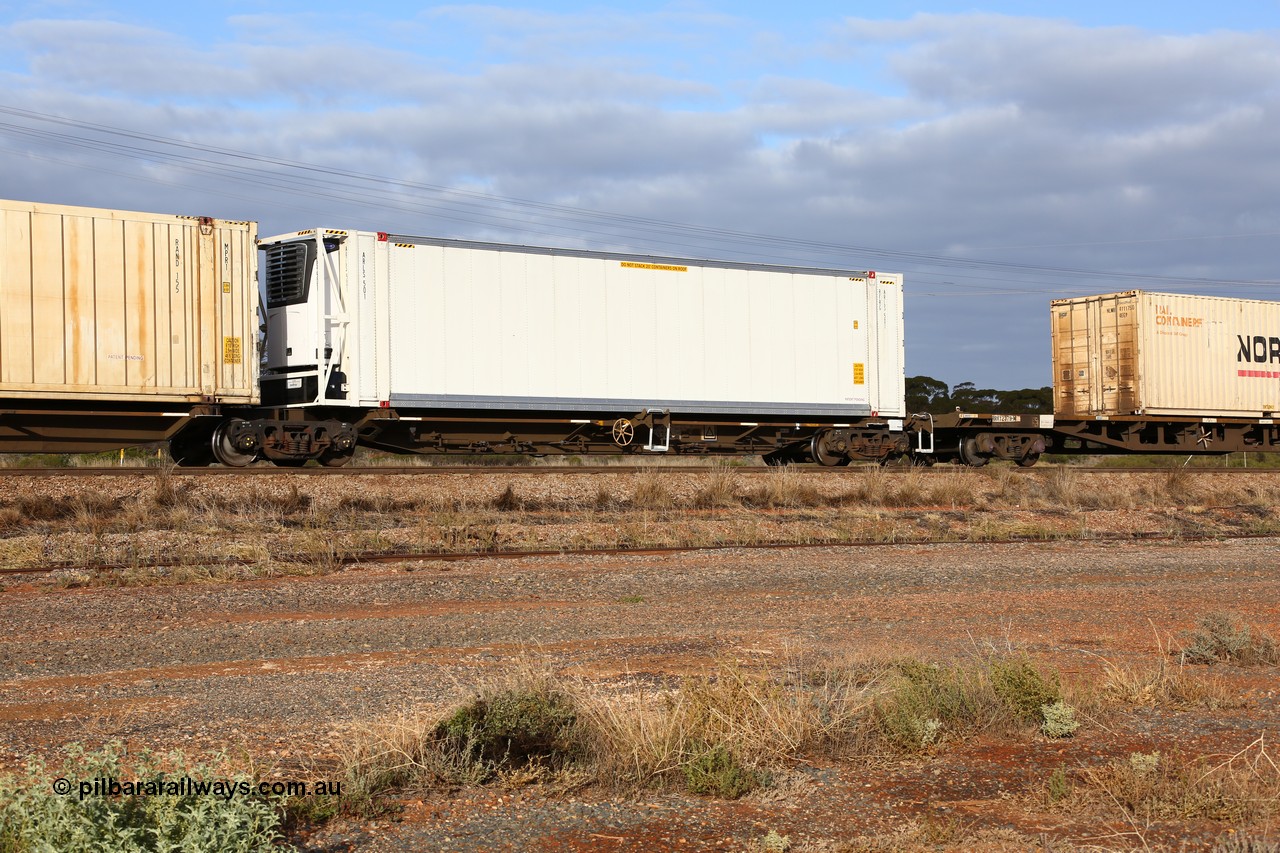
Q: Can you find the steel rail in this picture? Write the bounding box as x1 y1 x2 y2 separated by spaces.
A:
0 464 1275 477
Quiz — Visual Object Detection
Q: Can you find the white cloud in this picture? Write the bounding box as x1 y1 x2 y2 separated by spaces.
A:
1 9 1278 387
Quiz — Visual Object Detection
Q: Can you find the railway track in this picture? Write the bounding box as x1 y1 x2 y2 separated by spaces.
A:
0 463 1274 477
1 528 1270 578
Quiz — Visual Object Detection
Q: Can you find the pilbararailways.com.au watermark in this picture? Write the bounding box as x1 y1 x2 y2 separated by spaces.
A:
50 776 343 802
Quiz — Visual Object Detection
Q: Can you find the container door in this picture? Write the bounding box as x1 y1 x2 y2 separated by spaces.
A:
874 276 905 416
210 223 257 402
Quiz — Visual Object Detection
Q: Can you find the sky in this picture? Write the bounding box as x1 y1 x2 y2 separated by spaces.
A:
2 1 1279 390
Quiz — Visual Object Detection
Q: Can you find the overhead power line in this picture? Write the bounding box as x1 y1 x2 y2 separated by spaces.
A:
0 103 1275 295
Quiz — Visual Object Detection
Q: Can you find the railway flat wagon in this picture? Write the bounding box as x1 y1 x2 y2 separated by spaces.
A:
918 290 1280 467
0 199 258 452
247 228 906 465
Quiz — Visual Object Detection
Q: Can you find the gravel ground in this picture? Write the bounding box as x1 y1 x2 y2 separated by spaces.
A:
3 528 1279 851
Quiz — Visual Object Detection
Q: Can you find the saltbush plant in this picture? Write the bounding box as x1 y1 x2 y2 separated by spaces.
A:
1039 700 1080 738
1179 613 1280 666
0 742 288 853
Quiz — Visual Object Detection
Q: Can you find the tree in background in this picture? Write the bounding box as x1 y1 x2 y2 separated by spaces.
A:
905 375 949 412
906 376 1052 414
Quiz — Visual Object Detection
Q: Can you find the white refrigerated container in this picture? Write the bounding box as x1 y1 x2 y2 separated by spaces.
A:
260 229 905 419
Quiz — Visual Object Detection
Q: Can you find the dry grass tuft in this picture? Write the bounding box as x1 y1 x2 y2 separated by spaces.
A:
1098 656 1240 711
630 472 675 511
743 468 824 508
489 483 541 512
1178 612 1280 667
582 652 882 789
691 467 741 509
335 494 424 514
923 472 979 509
1081 736 1280 824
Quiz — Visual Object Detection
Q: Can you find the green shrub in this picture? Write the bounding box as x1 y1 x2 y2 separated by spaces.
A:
681 742 767 799
872 656 1075 753
0 742 288 853
1046 767 1073 804
435 685 582 776
988 656 1062 725
758 829 792 852
872 661 991 753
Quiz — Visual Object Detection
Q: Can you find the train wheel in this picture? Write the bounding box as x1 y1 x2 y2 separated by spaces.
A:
957 437 989 467
211 420 256 467
810 432 849 467
1016 451 1041 468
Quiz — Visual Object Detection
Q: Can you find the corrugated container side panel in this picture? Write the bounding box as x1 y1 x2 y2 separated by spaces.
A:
1051 294 1136 417
123 221 150 388
465 249 496 392
30 213 65 385
94 218 126 388
669 266 703 399
240 225 258 396
1135 292 1280 416
401 244 432 402
546 255 576 398
218 225 236 393
833 277 855 408
64 215 95 386
873 277 904 414
0 210 34 383
223 223 252 397
1116 295 1139 413
196 226 216 396
703 267 739 401
848 281 869 407
757 270 791 400
522 252 554 397
1055 300 1081 416
1099 295 1121 413
502 251 532 395
186 225 201 391
1050 305 1068 414
358 234 384 404
791 275 821 404
168 224 192 392
151 223 174 390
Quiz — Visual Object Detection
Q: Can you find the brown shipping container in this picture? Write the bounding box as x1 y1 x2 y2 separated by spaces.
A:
1052 290 1280 418
0 199 258 403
